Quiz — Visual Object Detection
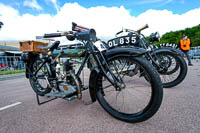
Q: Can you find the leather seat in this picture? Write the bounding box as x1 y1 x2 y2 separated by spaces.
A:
37 41 60 51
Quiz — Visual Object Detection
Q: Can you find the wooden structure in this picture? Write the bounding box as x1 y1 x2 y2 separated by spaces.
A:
20 40 49 52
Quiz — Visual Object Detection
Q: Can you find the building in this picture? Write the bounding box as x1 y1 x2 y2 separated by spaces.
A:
0 40 50 71
0 41 20 51
0 41 21 70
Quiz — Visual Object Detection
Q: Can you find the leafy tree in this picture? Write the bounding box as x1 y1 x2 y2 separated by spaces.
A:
157 24 200 47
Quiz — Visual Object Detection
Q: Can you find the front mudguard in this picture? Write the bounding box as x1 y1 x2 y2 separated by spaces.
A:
89 67 101 103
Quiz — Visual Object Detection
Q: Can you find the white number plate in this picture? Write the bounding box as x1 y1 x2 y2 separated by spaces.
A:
94 41 107 52
107 34 139 49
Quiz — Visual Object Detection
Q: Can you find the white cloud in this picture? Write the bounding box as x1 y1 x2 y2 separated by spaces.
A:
0 2 200 41
23 0 43 10
47 0 60 12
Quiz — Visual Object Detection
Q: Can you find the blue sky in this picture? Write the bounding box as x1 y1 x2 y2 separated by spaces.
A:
1 0 200 16
0 0 200 40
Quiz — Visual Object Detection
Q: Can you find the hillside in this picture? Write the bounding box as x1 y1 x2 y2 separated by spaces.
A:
160 24 200 47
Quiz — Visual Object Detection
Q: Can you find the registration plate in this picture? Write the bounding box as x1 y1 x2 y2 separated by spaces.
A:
107 34 139 49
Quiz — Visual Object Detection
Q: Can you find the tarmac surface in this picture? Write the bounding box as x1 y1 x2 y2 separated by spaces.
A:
0 61 200 133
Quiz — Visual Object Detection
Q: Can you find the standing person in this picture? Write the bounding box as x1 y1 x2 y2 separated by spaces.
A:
179 34 193 66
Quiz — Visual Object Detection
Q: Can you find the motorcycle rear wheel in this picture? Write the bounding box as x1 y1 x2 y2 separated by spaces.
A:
29 59 52 96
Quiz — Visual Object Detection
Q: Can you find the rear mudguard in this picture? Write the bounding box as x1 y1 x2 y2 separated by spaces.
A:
88 47 147 103
151 47 181 56
21 53 38 78
22 53 55 79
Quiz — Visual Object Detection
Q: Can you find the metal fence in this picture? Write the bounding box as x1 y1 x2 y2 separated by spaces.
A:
0 56 84 76
0 56 25 76
190 46 200 60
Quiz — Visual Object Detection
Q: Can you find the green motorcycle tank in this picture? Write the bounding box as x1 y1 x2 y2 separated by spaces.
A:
52 48 86 57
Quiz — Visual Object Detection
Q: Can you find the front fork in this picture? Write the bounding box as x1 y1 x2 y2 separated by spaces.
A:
91 51 126 91
145 50 167 72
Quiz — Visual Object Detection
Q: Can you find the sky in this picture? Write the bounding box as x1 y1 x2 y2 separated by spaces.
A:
0 0 200 41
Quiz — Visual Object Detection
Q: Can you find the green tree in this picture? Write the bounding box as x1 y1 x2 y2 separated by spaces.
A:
157 24 200 47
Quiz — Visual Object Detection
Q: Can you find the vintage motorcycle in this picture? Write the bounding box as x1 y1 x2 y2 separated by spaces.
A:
106 24 187 88
21 23 163 123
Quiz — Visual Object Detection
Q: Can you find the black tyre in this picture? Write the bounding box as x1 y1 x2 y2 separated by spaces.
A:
95 56 163 123
29 59 52 96
152 51 187 88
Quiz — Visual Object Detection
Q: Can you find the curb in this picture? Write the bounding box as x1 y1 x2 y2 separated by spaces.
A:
0 73 25 81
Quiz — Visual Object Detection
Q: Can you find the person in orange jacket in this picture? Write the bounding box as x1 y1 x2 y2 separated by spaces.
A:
179 34 193 66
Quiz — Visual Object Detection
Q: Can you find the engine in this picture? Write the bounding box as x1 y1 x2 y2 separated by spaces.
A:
54 59 81 99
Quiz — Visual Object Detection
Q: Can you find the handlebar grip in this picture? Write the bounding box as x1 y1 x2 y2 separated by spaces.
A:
72 22 89 31
116 30 123 35
72 22 77 31
43 33 62 38
137 24 149 33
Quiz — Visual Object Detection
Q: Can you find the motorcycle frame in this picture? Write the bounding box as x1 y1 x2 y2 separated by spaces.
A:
27 40 124 93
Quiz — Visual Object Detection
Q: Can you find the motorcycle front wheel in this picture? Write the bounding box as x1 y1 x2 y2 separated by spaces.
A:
95 56 163 123
152 51 187 88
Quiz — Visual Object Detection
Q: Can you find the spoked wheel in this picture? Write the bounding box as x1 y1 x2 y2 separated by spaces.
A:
153 51 187 88
95 56 163 123
29 59 52 96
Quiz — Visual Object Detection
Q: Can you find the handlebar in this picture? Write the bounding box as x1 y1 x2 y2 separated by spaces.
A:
43 33 62 38
42 22 96 41
42 29 96 41
136 24 149 33
115 24 149 36
116 30 123 36
72 22 89 32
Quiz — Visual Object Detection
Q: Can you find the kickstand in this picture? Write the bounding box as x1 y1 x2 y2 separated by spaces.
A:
36 94 57 105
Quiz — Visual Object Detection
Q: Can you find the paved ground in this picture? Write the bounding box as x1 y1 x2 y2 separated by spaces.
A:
0 61 200 133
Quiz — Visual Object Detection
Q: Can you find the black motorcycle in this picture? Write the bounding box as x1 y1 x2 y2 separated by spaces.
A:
107 24 187 88
21 23 163 123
